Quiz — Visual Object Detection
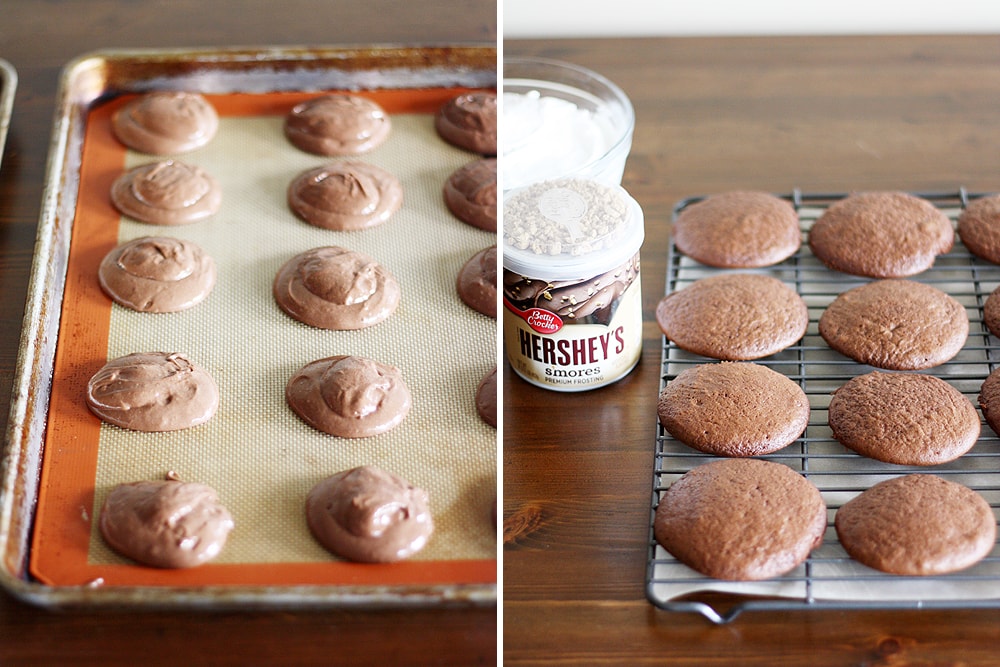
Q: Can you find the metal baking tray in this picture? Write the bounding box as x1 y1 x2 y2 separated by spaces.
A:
0 58 17 168
2 45 496 609
646 189 1000 623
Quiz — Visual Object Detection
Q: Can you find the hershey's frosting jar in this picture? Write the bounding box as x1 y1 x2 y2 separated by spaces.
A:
503 178 643 392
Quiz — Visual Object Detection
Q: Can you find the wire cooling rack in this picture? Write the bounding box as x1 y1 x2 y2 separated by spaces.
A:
645 189 1000 623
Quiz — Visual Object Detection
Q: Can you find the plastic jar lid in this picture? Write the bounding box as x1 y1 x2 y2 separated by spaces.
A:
502 178 644 281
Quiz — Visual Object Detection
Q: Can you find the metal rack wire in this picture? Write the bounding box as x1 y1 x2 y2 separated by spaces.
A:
645 189 1000 623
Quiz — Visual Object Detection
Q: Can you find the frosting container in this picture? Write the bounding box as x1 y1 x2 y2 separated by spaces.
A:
502 57 634 192
503 178 643 392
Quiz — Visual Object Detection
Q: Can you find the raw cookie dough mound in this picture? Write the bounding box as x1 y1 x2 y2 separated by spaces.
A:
476 366 497 428
654 458 827 581
443 158 497 232
808 191 953 278
657 362 810 457
287 162 402 231
99 473 234 568
828 371 980 465
306 465 433 563
654 273 809 360
286 355 411 438
457 245 497 318
273 246 400 330
284 94 390 156
977 366 1000 435
984 286 1000 338
958 194 1000 263
818 279 968 370
835 474 996 575
111 160 221 225
98 236 216 313
112 91 219 155
435 91 497 155
86 352 219 432
673 191 800 268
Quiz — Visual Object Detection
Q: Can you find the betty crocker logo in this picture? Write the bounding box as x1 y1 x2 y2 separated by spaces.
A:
504 297 563 334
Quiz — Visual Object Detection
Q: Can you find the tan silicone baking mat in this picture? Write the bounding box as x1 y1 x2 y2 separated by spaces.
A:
30 89 497 588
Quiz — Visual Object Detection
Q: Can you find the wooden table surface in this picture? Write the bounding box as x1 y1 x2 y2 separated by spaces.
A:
0 2 496 666
503 35 1000 665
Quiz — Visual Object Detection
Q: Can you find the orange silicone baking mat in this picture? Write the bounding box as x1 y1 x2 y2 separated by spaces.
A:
29 88 497 590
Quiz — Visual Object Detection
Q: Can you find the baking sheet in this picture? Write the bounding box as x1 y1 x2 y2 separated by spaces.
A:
646 190 1000 623
2 46 496 608
0 58 16 168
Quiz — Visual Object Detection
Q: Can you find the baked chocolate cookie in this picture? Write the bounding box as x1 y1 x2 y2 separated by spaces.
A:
819 279 968 370
835 474 996 576
978 367 1000 435
654 458 827 581
673 191 800 268
657 362 809 457
984 286 1000 339
654 273 809 360
828 372 980 465
958 194 1000 264
808 191 953 278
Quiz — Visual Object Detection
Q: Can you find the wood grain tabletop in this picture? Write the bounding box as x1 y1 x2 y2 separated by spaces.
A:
503 34 1000 666
0 2 496 665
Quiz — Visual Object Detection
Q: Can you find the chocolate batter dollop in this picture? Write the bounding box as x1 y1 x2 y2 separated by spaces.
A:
435 91 497 155
99 236 215 313
287 162 402 231
86 352 219 432
476 366 497 428
284 94 391 156
457 245 497 318
112 91 219 155
111 160 221 225
306 465 433 563
443 158 497 232
99 472 234 568
286 355 411 438
273 246 400 330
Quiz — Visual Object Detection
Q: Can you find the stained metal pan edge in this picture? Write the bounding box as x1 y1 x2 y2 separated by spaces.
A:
0 58 15 166
0 44 497 610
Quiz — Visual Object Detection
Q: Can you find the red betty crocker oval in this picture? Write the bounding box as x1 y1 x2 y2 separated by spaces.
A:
504 297 563 334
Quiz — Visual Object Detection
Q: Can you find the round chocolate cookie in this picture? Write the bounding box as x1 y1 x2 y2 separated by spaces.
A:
657 362 809 457
475 366 497 428
818 279 968 370
654 273 809 360
284 94 390 156
457 246 496 318
958 194 1000 263
435 91 497 155
654 458 827 581
273 246 400 331
808 191 953 278
444 158 497 232
828 371 980 465
99 236 216 313
287 162 402 231
984 286 1000 339
111 160 221 225
286 355 411 438
835 474 996 576
112 92 218 155
673 191 800 268
977 366 1000 435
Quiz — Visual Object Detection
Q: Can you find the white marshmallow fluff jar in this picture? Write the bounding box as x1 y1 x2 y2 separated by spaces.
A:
502 58 635 192
502 178 644 392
